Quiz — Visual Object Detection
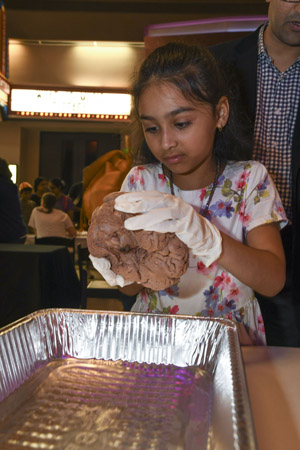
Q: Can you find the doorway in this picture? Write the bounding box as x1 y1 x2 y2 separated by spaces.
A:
39 131 121 192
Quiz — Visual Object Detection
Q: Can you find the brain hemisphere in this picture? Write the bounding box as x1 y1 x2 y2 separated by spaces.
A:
87 192 189 290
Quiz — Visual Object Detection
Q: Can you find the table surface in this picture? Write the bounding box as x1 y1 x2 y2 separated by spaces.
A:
1 244 298 449
242 346 300 450
25 232 88 249
0 243 67 253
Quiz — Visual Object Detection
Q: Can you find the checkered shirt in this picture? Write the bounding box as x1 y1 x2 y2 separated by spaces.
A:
253 23 300 221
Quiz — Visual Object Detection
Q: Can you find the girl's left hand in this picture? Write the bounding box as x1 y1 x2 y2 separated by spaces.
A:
115 191 222 267
89 254 132 287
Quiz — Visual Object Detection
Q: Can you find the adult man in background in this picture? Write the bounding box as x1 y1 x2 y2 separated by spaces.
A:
211 0 300 346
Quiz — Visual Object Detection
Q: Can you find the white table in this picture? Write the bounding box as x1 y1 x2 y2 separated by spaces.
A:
242 346 300 450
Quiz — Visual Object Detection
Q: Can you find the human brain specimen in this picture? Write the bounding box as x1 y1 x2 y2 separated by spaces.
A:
87 192 189 290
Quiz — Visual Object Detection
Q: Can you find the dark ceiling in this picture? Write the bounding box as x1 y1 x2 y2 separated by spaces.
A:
5 0 268 15
5 0 268 42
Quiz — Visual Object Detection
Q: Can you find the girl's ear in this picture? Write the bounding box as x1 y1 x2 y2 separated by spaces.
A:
216 96 230 130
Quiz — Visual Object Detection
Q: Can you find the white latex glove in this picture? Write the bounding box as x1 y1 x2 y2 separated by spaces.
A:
115 191 222 267
89 255 131 288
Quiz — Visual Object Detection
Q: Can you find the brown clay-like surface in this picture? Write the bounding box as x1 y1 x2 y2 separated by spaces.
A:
87 192 189 290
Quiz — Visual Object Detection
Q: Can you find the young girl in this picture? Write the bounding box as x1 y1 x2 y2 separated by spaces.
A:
92 43 287 345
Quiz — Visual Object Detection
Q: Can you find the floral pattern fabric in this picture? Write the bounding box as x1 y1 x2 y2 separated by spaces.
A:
121 160 287 345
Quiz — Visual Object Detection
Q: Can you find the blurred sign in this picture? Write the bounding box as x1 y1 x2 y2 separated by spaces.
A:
0 1 8 118
9 88 131 121
0 2 6 77
0 72 9 105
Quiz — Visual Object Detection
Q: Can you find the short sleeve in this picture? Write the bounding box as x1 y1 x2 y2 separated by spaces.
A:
244 162 288 234
120 164 167 193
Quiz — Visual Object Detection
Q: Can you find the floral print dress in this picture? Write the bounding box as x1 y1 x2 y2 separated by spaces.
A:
121 160 287 345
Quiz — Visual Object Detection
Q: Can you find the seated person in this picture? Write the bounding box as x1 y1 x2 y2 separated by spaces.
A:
29 192 77 239
19 182 35 233
31 176 48 206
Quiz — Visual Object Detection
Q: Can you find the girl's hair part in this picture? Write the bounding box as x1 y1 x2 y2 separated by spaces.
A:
131 42 252 165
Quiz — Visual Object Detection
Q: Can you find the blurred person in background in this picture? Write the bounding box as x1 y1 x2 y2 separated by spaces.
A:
49 177 74 221
211 0 300 346
19 182 35 233
68 181 83 228
0 157 27 243
31 176 48 206
29 192 76 239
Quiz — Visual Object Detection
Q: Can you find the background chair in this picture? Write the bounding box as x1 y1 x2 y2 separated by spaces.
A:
77 244 136 311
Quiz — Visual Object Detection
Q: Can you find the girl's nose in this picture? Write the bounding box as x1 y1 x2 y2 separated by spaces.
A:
161 129 176 150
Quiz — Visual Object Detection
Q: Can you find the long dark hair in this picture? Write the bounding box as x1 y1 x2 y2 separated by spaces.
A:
131 42 252 164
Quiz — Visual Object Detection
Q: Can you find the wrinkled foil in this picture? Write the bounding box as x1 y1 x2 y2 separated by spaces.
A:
0 309 257 449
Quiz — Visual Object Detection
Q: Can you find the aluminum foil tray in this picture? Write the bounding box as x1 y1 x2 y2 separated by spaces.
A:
0 309 257 449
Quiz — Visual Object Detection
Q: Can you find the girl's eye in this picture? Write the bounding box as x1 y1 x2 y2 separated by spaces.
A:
144 126 159 134
175 121 191 129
